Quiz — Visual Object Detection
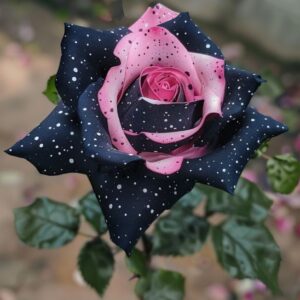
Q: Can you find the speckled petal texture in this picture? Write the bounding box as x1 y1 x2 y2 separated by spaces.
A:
6 3 287 254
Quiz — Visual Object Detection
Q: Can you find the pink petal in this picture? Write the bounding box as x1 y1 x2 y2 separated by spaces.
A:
139 144 207 175
145 156 184 175
190 52 225 114
129 3 179 33
171 144 208 159
98 34 137 154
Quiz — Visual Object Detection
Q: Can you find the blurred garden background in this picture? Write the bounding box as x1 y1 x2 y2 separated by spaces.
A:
0 0 300 299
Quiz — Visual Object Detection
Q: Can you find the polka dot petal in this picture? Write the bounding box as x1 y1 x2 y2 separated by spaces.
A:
182 108 288 193
5 102 97 175
129 3 178 33
160 12 224 59
56 23 130 109
88 167 194 254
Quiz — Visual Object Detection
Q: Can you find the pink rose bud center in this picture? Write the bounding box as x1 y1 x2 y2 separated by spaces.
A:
140 66 196 103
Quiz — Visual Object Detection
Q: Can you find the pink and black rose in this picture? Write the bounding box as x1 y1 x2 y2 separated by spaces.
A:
6 4 287 253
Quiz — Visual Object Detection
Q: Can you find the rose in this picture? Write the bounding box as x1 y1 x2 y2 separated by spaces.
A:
6 3 287 253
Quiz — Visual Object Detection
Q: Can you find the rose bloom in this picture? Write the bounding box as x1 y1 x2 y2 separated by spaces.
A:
6 3 287 253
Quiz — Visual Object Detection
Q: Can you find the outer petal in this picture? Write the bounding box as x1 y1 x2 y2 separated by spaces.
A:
56 23 129 109
6 79 142 176
221 65 264 119
88 167 194 254
6 101 97 175
160 12 224 59
182 108 288 193
182 65 286 193
129 3 178 32
195 65 265 148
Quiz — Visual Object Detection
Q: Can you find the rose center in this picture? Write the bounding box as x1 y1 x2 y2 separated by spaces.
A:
139 66 193 102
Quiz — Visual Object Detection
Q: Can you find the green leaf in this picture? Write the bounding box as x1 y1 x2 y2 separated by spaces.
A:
78 192 107 235
204 178 272 223
136 270 185 300
135 275 151 298
78 238 114 297
125 248 148 276
253 140 269 158
212 218 281 293
267 154 300 194
43 75 60 105
152 214 209 256
14 197 80 248
171 184 203 214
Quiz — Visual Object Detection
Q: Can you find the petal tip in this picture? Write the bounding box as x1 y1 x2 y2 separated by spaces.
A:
4 147 13 155
282 124 289 133
111 235 135 256
4 144 22 158
255 74 267 84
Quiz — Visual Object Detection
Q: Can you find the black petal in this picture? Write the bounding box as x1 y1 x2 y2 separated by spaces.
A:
120 98 203 133
117 79 141 119
182 108 288 193
56 23 130 109
125 133 193 153
77 79 142 170
88 166 194 254
6 101 97 175
6 79 142 175
160 12 223 59
196 64 264 147
221 65 264 121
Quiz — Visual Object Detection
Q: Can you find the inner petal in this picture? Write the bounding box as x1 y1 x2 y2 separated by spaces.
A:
98 26 204 154
140 66 196 103
142 73 179 102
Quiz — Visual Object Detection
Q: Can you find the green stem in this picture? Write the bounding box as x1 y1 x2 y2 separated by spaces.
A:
204 210 215 218
78 231 97 239
141 234 152 265
261 153 272 160
112 247 121 255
